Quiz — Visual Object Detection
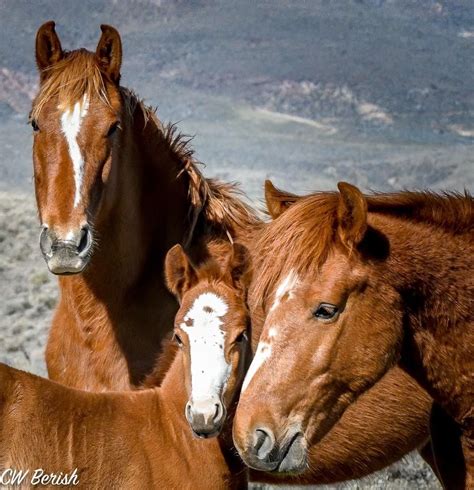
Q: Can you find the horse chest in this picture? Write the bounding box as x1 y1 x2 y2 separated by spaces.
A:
46 290 177 390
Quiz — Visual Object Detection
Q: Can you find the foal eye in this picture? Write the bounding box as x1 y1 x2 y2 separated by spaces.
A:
313 303 339 321
31 119 40 132
173 333 184 347
235 331 248 343
106 121 120 138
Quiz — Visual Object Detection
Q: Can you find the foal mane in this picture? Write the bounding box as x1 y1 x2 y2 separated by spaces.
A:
252 189 474 308
31 48 261 243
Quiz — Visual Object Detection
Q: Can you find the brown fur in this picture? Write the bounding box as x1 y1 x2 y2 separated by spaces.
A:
235 182 473 488
32 22 437 486
0 248 250 489
31 22 260 391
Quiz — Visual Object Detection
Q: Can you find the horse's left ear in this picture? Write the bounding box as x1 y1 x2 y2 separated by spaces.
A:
164 244 198 302
264 180 300 219
227 243 252 291
95 24 122 84
337 182 368 249
35 21 64 78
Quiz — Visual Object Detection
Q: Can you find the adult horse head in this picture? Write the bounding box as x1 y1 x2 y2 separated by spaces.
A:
32 21 123 274
235 181 473 486
233 181 405 473
165 241 252 438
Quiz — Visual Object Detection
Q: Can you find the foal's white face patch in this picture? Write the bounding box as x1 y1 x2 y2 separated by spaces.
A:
60 96 90 208
181 292 230 404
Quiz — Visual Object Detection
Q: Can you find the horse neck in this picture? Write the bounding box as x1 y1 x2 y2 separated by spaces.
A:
71 106 192 298
380 216 473 422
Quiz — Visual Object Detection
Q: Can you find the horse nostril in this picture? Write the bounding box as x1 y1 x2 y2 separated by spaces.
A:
254 428 274 460
78 225 92 255
185 402 193 423
213 403 223 424
39 226 53 256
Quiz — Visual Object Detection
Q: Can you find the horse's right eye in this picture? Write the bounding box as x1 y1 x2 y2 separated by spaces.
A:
313 303 339 321
173 333 184 347
106 121 120 138
235 331 248 343
31 119 40 132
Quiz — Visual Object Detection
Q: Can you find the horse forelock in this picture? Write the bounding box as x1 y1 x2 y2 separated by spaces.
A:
251 189 474 310
31 49 111 120
251 193 339 309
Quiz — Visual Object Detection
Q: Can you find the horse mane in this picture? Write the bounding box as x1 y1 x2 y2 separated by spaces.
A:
366 190 474 235
252 189 474 308
30 48 261 243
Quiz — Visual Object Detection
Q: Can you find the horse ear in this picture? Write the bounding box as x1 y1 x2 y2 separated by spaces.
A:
164 244 198 301
227 243 252 291
95 24 122 84
337 182 368 249
265 180 300 219
35 21 63 78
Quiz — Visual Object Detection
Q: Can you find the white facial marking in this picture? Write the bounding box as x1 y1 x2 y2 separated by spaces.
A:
270 269 300 311
268 327 278 339
182 292 230 403
241 341 272 393
60 96 89 208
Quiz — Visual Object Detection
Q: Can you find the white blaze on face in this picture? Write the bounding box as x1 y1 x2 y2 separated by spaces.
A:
241 341 271 392
270 269 300 311
242 270 300 393
182 292 230 403
60 95 90 208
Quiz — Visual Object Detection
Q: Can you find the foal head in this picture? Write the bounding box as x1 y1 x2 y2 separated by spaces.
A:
234 182 401 473
32 21 123 274
165 241 252 438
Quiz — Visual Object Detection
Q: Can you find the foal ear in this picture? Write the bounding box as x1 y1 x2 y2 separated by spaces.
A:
35 21 64 78
227 243 252 291
265 180 300 219
337 182 368 249
164 244 198 301
95 24 122 84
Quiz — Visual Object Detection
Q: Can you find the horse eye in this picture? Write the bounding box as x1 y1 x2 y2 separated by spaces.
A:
313 303 339 321
31 119 40 132
106 121 120 137
173 333 184 347
235 331 248 343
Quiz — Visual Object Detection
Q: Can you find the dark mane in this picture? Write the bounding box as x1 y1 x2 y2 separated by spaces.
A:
252 189 474 308
118 87 262 245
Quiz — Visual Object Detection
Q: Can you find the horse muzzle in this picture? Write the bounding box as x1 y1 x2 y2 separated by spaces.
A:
185 399 226 438
40 225 93 275
235 426 307 474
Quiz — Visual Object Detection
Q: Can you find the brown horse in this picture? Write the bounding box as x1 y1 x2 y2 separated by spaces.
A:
31 21 259 391
233 182 473 488
0 243 250 489
31 20 436 486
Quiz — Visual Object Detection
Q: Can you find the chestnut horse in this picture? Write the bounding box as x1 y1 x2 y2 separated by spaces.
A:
31 21 259 391
31 21 436 486
0 243 250 489
234 182 473 488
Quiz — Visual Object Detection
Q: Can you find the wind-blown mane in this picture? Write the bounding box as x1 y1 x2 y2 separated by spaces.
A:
366 190 474 235
31 48 261 244
252 190 474 308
